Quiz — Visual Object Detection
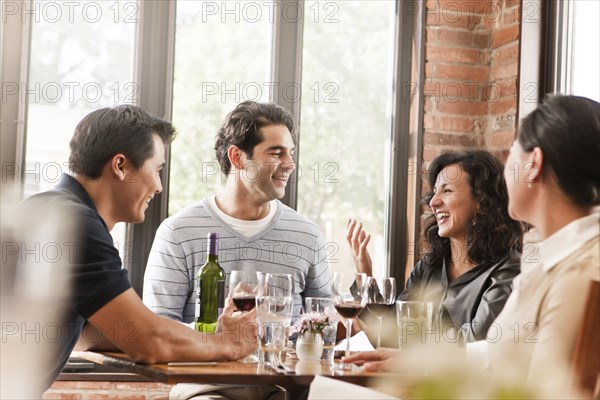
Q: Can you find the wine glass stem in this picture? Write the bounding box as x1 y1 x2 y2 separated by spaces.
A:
376 316 382 348
345 318 353 359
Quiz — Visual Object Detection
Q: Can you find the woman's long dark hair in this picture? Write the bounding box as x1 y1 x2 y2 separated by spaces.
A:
421 150 523 269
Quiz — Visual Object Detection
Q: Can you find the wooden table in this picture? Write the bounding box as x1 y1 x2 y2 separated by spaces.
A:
72 351 395 399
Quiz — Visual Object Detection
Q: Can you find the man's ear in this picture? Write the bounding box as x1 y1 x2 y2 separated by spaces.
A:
227 146 244 171
110 154 128 181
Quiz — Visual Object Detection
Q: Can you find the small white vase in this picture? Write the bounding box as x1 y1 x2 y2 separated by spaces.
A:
296 332 324 361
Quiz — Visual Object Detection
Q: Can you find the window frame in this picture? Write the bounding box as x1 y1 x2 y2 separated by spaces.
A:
2 0 426 295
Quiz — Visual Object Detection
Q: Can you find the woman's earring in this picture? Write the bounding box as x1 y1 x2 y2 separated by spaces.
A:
527 182 532 189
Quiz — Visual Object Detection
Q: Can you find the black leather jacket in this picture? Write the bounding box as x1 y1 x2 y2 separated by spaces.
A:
399 254 520 344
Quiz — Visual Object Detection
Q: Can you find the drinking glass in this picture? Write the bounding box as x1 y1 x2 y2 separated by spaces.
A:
228 270 262 363
367 277 396 348
396 301 433 350
304 297 339 363
256 273 293 365
258 273 294 298
331 272 368 370
229 270 262 312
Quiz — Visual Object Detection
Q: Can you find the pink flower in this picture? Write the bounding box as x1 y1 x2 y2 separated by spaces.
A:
292 312 333 335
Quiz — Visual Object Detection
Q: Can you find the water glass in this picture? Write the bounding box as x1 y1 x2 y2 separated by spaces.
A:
258 273 294 298
396 301 433 349
256 296 293 365
304 297 339 362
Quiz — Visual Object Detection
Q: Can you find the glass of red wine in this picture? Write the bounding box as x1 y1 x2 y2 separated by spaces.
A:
229 270 263 363
229 270 262 312
367 276 396 348
331 272 368 370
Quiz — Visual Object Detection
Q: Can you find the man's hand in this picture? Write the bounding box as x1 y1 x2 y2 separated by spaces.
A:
342 348 400 372
346 218 373 276
217 297 257 361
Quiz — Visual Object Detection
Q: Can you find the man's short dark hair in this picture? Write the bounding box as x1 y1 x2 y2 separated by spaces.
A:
68 105 176 179
214 101 296 175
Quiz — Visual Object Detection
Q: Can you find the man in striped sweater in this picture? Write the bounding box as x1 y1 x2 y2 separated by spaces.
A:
143 101 332 325
143 101 331 399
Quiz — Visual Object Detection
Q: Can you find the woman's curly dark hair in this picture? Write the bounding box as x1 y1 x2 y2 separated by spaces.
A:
421 150 523 269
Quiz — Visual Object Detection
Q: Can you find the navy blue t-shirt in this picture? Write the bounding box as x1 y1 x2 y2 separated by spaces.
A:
21 174 131 387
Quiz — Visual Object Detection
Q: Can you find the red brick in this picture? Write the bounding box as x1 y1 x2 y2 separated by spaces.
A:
425 132 479 146
492 24 520 48
427 45 482 64
474 31 491 48
493 149 511 162
438 0 491 15
426 0 438 9
50 381 113 390
43 393 82 400
488 77 518 99
436 63 489 81
426 62 434 78
115 382 171 390
424 81 483 101
504 6 520 24
483 14 495 30
481 48 492 64
433 28 490 48
490 129 517 147
437 99 488 115
427 11 482 30
490 61 518 81
489 95 517 115
492 42 519 66
426 27 437 43
423 146 443 162
425 114 465 131
424 96 435 112
505 0 521 9
428 115 476 132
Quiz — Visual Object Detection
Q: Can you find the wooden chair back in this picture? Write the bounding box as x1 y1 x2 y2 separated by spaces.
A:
571 280 600 396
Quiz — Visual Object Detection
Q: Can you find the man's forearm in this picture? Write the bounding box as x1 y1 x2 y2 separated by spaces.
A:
74 322 120 351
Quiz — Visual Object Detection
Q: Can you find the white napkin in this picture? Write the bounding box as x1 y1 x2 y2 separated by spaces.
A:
466 339 490 369
334 331 375 352
308 376 399 400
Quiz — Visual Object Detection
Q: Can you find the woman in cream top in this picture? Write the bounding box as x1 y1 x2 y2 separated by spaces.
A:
491 95 600 383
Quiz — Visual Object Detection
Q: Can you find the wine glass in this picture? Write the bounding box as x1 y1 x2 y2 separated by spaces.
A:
258 272 294 298
229 270 262 312
256 273 294 365
331 272 368 370
366 276 396 348
228 270 262 363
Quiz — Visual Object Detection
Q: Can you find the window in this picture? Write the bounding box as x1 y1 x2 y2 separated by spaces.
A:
569 0 599 101
168 1 272 214
4 0 421 293
297 1 396 276
168 0 399 278
19 0 138 256
531 0 600 103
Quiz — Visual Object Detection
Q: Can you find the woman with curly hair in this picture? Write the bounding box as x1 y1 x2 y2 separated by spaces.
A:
346 150 523 347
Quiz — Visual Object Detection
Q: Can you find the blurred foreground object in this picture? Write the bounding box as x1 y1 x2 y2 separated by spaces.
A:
1 185 74 398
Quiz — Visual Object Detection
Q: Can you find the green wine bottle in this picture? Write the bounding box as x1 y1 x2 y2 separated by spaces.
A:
195 232 225 333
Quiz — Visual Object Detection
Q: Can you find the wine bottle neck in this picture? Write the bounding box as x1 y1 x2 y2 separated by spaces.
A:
207 254 219 263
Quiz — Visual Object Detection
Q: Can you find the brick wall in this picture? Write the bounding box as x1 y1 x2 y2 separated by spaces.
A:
418 0 521 257
43 381 172 399
423 0 521 167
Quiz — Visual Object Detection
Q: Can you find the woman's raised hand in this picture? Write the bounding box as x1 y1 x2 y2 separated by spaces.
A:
346 218 373 276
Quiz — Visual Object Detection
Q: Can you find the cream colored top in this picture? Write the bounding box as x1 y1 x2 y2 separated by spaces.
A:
489 212 600 382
